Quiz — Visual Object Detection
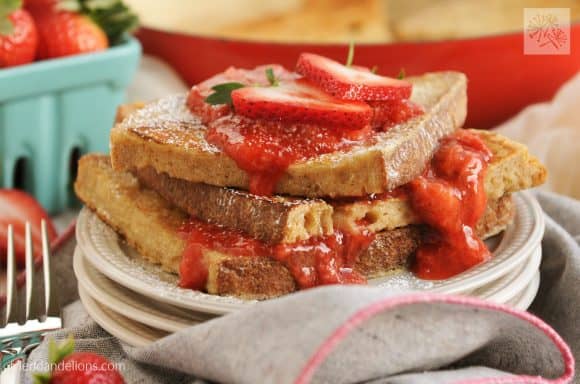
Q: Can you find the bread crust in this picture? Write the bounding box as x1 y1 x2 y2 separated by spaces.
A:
134 167 333 244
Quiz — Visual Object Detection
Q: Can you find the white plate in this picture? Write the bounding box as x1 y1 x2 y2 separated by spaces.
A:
476 243 541 304
74 241 540 334
74 247 209 332
78 286 167 347
78 273 542 348
76 192 544 315
509 271 540 311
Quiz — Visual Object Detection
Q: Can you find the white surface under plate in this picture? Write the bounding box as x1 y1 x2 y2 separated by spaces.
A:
76 192 544 315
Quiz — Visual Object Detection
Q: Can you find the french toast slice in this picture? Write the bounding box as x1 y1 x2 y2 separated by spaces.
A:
76 155 515 300
128 130 545 243
333 129 547 233
110 71 467 198
134 167 333 244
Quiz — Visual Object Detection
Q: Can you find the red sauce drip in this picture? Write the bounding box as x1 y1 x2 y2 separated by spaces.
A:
408 130 493 280
370 99 424 130
179 221 267 290
178 219 375 291
206 115 372 196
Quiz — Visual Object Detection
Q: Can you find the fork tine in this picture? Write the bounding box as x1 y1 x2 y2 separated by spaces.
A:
6 226 25 325
25 222 43 323
2 226 16 327
41 220 59 318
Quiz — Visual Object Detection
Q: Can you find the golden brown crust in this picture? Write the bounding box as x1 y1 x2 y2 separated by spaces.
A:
74 155 188 274
110 71 467 198
475 194 515 238
134 167 333 244
211 256 297 300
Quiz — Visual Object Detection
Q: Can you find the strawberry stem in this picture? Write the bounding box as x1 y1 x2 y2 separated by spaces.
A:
397 68 406 79
266 68 279 86
345 41 355 67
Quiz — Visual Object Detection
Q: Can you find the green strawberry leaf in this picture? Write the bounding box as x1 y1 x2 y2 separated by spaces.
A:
84 0 139 44
205 82 245 106
0 17 13 36
47 335 75 365
0 0 21 35
266 68 278 86
59 0 138 44
0 0 21 15
32 372 52 384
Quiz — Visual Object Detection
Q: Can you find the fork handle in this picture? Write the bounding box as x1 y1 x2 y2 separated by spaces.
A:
0 359 23 384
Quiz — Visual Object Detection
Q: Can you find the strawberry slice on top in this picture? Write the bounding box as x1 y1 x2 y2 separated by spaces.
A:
296 53 412 101
188 65 296 125
231 79 372 130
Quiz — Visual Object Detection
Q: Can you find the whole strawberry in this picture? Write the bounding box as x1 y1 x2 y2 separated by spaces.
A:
30 0 137 60
0 0 38 67
34 336 125 384
34 7 108 59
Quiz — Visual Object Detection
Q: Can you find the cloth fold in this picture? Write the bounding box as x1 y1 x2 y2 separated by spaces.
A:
22 191 579 384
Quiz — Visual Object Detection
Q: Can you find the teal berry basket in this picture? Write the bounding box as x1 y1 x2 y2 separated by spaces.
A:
0 37 141 214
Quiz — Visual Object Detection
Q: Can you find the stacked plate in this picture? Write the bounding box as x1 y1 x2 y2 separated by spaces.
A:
73 192 545 347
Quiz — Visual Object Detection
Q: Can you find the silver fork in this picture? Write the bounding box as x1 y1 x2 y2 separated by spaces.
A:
0 221 61 380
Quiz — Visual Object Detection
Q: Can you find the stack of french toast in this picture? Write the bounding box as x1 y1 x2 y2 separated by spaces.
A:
75 52 546 300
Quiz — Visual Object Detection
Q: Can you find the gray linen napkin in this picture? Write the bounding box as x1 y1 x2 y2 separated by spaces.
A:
22 191 580 383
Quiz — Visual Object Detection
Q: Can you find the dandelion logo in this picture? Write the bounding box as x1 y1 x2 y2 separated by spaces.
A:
524 8 570 55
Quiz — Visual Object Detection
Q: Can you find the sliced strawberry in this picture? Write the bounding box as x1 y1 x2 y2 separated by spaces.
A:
296 53 412 101
231 79 372 129
187 65 296 125
0 189 57 266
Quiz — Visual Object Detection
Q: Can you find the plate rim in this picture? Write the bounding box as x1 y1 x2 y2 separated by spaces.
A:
74 247 205 332
509 271 540 311
478 244 542 303
78 285 164 347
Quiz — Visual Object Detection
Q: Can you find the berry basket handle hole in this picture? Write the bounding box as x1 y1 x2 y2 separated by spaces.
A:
12 157 29 191
67 146 83 207
69 147 82 185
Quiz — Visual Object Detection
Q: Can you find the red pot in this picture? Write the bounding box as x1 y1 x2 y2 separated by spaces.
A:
136 25 580 128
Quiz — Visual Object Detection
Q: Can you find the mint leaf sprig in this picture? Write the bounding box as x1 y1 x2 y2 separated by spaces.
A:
204 68 280 106
204 82 245 106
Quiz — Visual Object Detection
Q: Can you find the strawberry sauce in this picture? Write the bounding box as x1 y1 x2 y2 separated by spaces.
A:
206 115 372 196
408 130 493 280
187 65 424 196
178 219 374 291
